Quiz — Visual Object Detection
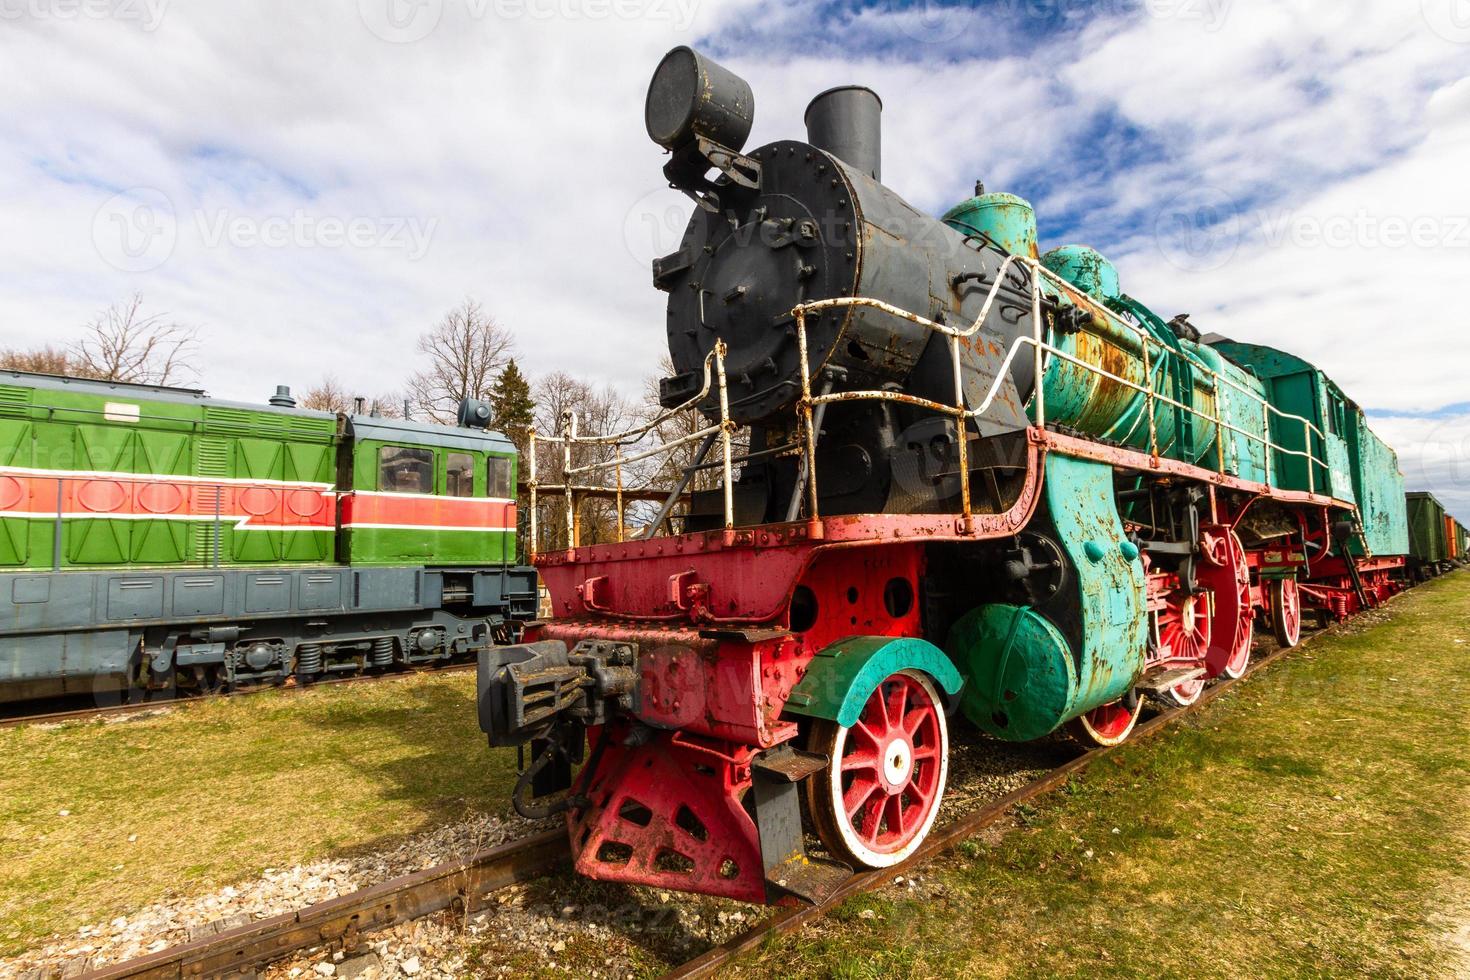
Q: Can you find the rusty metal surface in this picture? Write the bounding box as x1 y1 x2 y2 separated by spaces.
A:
1039 430 1348 510
83 830 568 980
534 432 1044 625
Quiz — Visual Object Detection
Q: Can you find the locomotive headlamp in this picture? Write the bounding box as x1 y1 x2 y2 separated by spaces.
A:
457 397 493 430
646 47 761 210
644 46 754 153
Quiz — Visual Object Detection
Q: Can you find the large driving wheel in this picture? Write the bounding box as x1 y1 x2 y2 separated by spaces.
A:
1158 592 1210 707
807 669 949 869
1269 577 1302 649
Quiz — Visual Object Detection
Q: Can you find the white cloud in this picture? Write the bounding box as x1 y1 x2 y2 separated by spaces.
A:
0 0 1465 522
0 1 762 402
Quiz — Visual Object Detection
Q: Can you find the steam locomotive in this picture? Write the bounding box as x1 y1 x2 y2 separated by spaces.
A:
478 47 1426 905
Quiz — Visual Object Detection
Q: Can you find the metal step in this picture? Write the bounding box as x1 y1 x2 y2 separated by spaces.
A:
1136 666 1206 692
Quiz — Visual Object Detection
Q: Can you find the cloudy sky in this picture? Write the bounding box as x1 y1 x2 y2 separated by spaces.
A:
2 0 1468 514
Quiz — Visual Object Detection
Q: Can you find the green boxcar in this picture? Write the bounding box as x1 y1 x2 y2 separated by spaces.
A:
1406 492 1448 569
1342 408 1409 557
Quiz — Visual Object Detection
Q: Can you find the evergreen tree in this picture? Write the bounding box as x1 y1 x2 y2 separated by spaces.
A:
489 359 535 451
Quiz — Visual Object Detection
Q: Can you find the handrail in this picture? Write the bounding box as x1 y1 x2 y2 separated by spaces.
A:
524 343 740 556
523 252 1330 556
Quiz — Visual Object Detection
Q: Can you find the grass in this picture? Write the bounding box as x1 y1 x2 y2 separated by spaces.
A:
730 572 1470 978
4 574 1468 974
0 670 521 956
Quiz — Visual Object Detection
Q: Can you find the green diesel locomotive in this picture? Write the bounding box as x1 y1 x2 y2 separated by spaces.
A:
0 371 535 704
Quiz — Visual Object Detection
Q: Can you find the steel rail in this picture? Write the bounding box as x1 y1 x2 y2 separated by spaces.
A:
0 662 477 731
81 829 570 980
661 600 1380 980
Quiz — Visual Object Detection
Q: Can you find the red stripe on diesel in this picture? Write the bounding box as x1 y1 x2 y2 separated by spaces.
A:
340 492 515 531
0 474 336 529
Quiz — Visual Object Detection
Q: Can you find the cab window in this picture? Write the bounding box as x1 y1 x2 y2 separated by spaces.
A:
378 446 433 494
446 452 475 497
487 456 512 498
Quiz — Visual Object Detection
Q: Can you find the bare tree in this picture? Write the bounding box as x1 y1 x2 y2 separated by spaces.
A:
301 375 351 413
407 299 515 423
530 371 639 550
0 345 80 377
302 375 405 418
71 294 198 385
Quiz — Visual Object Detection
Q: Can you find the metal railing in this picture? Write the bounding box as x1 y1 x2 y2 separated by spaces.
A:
525 253 1329 555
525 343 743 556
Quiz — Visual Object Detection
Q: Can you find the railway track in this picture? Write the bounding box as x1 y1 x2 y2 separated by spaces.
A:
0 663 478 730
67 601 1362 980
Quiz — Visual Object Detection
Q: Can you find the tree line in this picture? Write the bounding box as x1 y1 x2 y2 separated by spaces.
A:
1 294 711 554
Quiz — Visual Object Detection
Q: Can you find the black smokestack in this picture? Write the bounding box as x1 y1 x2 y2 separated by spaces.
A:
804 85 882 181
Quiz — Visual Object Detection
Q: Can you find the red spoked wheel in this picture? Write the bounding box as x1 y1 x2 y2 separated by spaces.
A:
1270 577 1302 649
1067 690 1142 747
807 669 949 869
1157 592 1211 706
1213 531 1254 679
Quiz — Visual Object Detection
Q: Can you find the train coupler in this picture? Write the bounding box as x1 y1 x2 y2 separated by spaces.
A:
476 639 639 747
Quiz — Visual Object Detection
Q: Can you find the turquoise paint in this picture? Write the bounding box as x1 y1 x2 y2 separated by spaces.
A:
783 635 964 728
1029 253 1221 465
1040 245 1120 301
941 191 1038 258
948 455 1146 741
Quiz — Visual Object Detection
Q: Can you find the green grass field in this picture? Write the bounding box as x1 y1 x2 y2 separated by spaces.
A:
730 573 1470 978
0 670 521 956
3 573 1467 975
